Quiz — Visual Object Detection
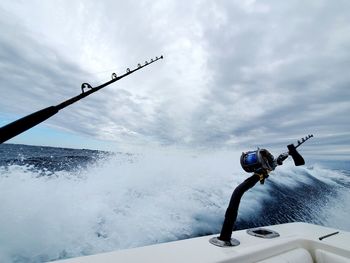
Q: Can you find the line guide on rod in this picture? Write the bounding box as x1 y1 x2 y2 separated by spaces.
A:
80 55 163 94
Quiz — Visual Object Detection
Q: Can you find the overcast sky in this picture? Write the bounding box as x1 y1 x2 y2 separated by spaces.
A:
0 0 349 159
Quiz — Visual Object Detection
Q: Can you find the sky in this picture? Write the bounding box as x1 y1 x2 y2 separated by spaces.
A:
0 0 349 160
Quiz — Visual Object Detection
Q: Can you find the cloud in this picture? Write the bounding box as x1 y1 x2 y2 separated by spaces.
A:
0 0 349 158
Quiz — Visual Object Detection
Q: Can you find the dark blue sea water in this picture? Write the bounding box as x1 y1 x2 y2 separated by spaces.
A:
0 143 109 174
0 143 349 262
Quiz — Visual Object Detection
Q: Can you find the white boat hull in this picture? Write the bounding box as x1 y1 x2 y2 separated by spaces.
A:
56 222 350 263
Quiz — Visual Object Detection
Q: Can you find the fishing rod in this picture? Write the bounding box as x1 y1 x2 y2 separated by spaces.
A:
214 135 314 245
0 55 164 144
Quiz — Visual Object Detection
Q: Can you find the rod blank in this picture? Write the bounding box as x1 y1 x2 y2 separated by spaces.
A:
0 55 164 144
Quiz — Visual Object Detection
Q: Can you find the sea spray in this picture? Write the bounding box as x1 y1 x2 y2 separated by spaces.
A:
0 145 349 262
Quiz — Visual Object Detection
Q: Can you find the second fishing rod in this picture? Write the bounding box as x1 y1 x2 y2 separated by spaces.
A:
0 55 164 144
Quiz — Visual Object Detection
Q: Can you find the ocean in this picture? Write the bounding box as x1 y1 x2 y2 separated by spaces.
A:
0 143 349 262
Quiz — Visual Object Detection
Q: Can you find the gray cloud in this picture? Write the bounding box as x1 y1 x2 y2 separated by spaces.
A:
0 1 349 159
185 1 350 153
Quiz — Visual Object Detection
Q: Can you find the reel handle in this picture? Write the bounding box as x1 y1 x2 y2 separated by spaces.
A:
287 134 313 166
287 144 305 166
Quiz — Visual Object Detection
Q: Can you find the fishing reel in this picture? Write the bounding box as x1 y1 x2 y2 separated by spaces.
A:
240 149 275 174
240 135 313 183
240 149 277 184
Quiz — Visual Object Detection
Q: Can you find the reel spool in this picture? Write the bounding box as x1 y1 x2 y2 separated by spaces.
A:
240 149 274 173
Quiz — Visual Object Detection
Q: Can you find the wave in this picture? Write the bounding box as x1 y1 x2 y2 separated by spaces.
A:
0 150 349 262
